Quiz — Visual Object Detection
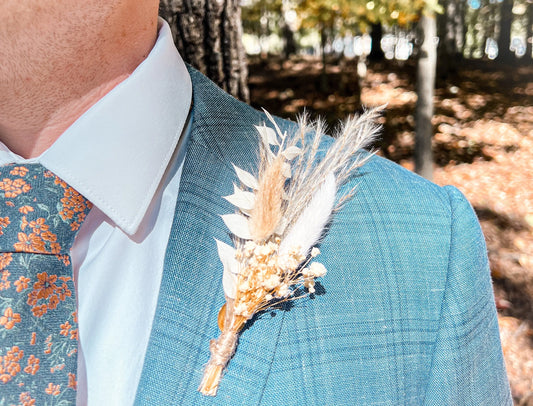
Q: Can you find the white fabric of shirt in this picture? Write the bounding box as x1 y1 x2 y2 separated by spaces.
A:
0 20 192 405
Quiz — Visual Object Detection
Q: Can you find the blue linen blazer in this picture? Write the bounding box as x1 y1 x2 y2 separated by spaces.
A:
134 68 512 405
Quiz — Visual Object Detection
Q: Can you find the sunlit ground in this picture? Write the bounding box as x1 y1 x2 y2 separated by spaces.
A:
248 56 533 403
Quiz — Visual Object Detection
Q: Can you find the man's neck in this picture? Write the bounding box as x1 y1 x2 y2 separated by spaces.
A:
0 1 159 159
0 75 132 158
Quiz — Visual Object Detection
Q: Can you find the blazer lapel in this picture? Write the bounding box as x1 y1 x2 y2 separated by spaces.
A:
135 69 290 405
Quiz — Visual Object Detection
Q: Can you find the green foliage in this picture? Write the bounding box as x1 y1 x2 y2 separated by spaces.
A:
241 0 442 37
295 0 442 31
241 0 284 36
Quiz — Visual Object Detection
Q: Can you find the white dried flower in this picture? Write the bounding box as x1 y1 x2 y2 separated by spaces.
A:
243 241 256 256
234 302 249 316
309 262 327 278
277 284 290 298
304 278 316 294
311 247 320 257
263 275 281 290
301 267 311 278
255 243 273 257
238 279 250 291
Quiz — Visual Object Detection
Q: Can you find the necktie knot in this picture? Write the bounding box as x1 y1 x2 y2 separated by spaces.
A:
0 164 92 255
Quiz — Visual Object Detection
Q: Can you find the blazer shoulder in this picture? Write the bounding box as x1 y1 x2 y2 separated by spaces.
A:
346 152 453 221
188 64 451 215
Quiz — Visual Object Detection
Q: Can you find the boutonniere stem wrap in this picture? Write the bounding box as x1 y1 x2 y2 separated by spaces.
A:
199 109 381 396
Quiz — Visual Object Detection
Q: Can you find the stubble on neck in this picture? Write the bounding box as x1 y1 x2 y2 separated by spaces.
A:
0 0 159 158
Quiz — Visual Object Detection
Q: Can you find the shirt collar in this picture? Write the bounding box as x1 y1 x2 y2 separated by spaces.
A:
0 19 192 235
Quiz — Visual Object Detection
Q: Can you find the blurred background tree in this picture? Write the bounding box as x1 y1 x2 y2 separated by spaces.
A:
159 0 249 102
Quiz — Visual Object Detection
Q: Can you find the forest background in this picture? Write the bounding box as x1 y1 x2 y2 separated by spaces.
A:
159 0 533 403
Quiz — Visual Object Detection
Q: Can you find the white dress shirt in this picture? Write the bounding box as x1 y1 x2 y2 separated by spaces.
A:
0 20 192 405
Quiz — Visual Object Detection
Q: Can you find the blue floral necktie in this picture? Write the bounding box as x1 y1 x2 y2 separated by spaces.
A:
0 163 92 405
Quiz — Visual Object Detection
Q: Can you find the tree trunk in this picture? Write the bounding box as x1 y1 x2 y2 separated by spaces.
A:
497 0 515 63
368 23 385 61
415 13 437 181
438 0 462 77
527 2 533 59
455 0 466 57
457 1 469 58
320 25 329 92
281 19 297 58
159 0 249 102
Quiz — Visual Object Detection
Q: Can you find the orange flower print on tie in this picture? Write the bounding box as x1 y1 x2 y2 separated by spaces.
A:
47 294 59 310
43 336 53 355
14 276 30 292
50 243 62 255
60 321 71 337
45 382 61 395
31 305 48 318
0 308 21 330
18 205 34 214
0 178 31 198
18 391 36 406
23 355 40 375
55 254 70 266
0 269 10 290
0 217 10 235
0 346 24 383
54 177 93 230
9 166 29 177
28 218 49 235
33 273 58 300
20 216 28 231
0 253 12 269
68 372 77 390
25 273 72 318
14 233 46 254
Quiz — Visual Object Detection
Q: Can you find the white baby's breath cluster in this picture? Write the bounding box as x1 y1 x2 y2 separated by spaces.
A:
232 239 326 318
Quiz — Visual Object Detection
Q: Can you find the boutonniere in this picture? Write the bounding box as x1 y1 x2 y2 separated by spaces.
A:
199 109 380 396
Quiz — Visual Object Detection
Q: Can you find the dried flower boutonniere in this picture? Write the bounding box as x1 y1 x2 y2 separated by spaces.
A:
199 109 381 396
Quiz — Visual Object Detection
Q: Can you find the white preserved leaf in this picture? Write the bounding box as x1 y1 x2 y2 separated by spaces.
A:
231 184 253 216
255 125 279 146
232 164 259 190
232 183 241 194
221 213 252 240
280 173 336 257
282 146 302 161
223 189 255 211
262 108 284 139
282 162 292 179
215 239 239 299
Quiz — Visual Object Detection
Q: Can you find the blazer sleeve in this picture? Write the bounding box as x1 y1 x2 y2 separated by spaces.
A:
423 186 512 405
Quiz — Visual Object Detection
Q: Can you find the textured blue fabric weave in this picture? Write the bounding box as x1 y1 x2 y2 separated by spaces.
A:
134 67 511 405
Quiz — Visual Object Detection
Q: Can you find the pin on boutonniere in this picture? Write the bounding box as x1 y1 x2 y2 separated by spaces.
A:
199 109 381 396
